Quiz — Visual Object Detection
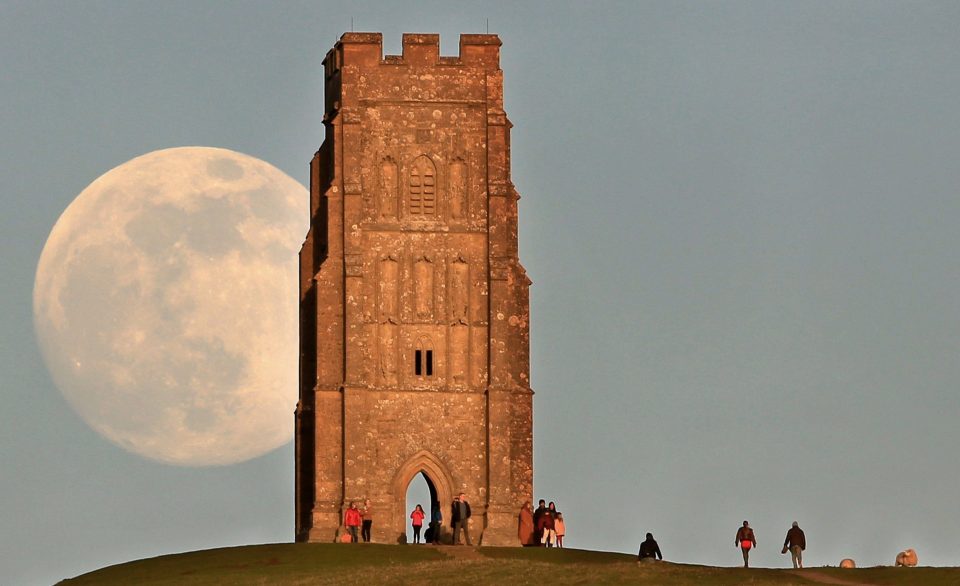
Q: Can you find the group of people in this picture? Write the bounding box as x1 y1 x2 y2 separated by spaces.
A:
341 500 375 543
637 520 806 568
735 520 807 569
351 497 805 569
407 492 472 545
518 500 565 547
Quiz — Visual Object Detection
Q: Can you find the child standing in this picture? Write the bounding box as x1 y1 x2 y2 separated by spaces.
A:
555 513 565 548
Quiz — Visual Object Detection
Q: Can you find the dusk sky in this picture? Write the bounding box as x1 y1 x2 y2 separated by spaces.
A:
4 2 960 584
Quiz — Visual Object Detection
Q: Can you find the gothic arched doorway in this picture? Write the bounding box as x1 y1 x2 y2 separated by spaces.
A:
405 471 437 543
391 450 454 544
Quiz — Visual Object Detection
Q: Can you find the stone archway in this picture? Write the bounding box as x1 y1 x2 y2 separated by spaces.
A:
391 450 455 544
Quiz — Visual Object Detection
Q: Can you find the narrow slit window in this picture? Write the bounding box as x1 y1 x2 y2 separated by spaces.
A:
415 350 422 376
426 350 433 376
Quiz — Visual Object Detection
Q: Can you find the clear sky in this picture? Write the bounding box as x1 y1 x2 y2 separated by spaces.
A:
3 1 960 583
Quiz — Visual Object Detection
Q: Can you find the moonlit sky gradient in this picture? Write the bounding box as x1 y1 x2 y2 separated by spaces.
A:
3 2 960 584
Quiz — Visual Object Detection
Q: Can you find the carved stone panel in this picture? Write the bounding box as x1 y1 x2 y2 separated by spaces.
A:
379 256 399 322
379 323 398 384
380 157 398 219
449 159 466 219
414 257 435 321
450 257 469 324
448 323 469 387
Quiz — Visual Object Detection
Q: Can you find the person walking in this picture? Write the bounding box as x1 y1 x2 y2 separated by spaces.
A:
637 532 663 562
735 520 757 567
782 521 806 569
343 502 362 544
452 493 472 545
518 501 535 546
554 513 566 548
410 504 426 544
360 499 373 543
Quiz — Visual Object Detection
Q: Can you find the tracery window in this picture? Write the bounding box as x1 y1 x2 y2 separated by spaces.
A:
409 156 436 216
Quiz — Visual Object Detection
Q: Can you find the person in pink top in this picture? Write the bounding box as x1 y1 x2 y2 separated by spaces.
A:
410 504 426 543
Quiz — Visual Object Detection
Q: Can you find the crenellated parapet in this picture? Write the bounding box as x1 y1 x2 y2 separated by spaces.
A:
324 32 500 73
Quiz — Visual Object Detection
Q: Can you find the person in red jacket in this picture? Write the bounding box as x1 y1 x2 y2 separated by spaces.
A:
538 502 557 547
344 501 362 543
410 504 426 544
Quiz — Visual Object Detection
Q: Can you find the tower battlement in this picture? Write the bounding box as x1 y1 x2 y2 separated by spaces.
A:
323 32 501 76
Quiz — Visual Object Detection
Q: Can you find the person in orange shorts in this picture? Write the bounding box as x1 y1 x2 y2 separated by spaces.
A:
735 520 757 567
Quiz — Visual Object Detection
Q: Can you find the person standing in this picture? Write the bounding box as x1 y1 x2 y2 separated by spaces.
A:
637 532 663 562
532 500 547 545
735 520 757 567
554 513 566 548
540 502 557 547
410 504 426 544
782 521 806 569
344 502 362 544
430 502 442 544
518 501 535 546
360 499 373 543
452 493 472 545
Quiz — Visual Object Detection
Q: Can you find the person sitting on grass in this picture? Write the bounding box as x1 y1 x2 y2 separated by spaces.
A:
638 532 663 563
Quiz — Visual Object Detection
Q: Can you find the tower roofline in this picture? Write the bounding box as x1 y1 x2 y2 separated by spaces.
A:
326 32 501 70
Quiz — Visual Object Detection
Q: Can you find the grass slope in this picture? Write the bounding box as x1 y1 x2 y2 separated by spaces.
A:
58 543 958 586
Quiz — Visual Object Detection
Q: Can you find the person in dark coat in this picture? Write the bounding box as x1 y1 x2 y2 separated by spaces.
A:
638 533 663 562
782 521 806 568
429 501 442 545
451 493 472 545
532 499 547 545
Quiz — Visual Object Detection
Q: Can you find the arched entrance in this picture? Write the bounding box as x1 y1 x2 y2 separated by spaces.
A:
391 450 455 545
405 472 436 543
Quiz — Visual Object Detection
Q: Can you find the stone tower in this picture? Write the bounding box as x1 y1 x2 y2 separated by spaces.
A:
296 32 532 546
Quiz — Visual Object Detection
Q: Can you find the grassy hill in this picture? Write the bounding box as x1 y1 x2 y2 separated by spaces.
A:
57 543 958 585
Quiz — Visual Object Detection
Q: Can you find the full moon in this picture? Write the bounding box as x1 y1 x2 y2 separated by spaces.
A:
33 147 307 466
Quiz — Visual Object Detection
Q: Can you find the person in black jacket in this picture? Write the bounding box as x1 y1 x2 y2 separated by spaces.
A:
532 500 547 545
638 533 663 562
782 522 806 568
451 493 472 545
